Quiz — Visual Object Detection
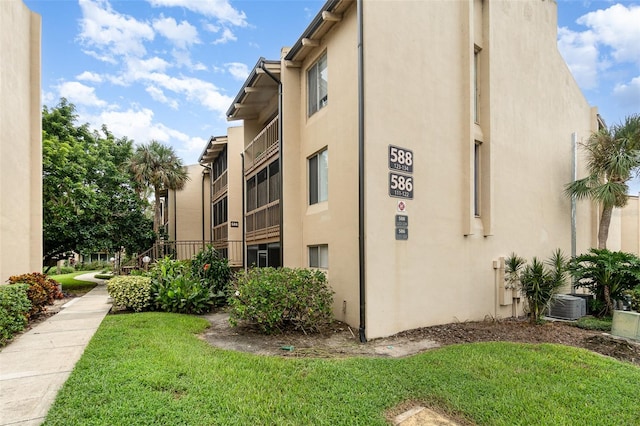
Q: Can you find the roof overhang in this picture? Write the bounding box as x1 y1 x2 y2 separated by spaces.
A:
199 135 228 165
283 0 350 64
226 57 281 121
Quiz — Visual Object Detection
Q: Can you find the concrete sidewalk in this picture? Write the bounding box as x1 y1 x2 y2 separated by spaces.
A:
0 273 112 426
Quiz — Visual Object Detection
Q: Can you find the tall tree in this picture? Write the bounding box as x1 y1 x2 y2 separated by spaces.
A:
565 114 640 249
129 140 189 236
42 99 155 265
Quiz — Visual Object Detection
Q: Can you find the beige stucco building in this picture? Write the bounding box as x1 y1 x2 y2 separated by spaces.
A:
0 0 42 283
167 0 625 339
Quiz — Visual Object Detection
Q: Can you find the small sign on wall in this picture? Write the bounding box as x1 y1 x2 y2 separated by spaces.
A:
230 221 239 228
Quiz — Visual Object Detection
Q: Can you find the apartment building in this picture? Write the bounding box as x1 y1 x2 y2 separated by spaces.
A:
179 0 607 339
0 0 42 282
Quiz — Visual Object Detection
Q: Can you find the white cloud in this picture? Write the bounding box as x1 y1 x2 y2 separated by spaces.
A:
146 86 179 109
78 0 154 59
146 0 248 27
577 4 640 64
143 72 233 114
225 62 249 81
613 76 640 109
152 15 200 49
76 71 104 83
557 27 603 90
57 81 107 107
212 27 237 45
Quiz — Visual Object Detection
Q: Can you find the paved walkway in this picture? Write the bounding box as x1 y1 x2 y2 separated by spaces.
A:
0 273 112 426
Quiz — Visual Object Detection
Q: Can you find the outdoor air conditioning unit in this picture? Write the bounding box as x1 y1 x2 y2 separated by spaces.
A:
547 294 586 320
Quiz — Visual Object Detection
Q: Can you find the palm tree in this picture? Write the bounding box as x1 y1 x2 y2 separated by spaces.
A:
129 140 189 237
565 114 640 249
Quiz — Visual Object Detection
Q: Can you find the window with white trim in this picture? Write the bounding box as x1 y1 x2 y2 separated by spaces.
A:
309 148 328 205
308 53 328 116
309 245 328 269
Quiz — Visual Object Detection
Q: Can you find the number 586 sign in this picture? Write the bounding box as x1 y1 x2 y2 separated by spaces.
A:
389 172 413 199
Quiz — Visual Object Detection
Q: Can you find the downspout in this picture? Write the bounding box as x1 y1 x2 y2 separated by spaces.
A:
173 190 177 241
571 132 577 292
241 153 247 271
357 0 366 343
201 169 206 243
260 60 284 267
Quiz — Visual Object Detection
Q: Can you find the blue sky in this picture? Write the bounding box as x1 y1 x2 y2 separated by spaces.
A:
24 0 640 189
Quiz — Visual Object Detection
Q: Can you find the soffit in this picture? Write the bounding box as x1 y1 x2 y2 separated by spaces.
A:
199 136 228 164
226 58 281 121
284 0 351 64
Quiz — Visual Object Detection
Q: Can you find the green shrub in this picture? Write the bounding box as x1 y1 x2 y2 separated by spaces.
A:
505 250 568 324
107 276 153 312
575 315 612 331
569 249 640 317
0 284 31 346
628 287 640 312
190 245 231 306
7 272 64 316
153 275 214 314
150 257 214 314
228 267 334 334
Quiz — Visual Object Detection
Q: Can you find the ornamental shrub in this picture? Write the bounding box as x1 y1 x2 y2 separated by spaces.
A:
569 249 640 317
7 272 64 316
228 267 334 334
505 249 568 324
0 284 31 346
191 245 231 306
107 276 153 312
150 257 214 314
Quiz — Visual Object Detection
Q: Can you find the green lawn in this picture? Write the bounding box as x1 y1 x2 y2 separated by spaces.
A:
48 271 99 295
43 313 640 425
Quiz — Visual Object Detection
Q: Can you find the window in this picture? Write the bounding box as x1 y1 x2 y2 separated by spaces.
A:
309 245 328 269
474 46 480 123
212 147 227 180
246 160 280 212
213 196 227 226
308 53 328 116
309 149 328 205
474 141 481 217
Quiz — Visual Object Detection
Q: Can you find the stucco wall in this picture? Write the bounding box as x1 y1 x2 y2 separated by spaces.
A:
0 0 42 282
169 164 210 242
621 196 640 256
360 0 596 338
282 4 361 327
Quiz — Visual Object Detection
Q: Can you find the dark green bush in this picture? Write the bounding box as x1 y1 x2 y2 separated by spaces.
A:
569 249 640 317
628 287 640 312
0 284 31 346
107 276 153 312
7 272 64 316
190 245 231 306
228 267 334 334
150 257 214 314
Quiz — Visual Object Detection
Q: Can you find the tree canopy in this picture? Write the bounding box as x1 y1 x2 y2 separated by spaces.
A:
565 114 640 249
43 99 155 264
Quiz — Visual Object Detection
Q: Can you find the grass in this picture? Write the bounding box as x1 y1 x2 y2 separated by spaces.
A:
44 313 640 426
48 271 99 295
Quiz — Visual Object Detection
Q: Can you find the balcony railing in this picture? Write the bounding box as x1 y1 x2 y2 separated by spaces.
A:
212 170 228 201
244 116 279 173
130 240 244 271
246 200 280 242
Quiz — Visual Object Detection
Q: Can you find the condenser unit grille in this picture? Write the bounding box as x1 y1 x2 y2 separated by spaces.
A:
548 294 586 320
